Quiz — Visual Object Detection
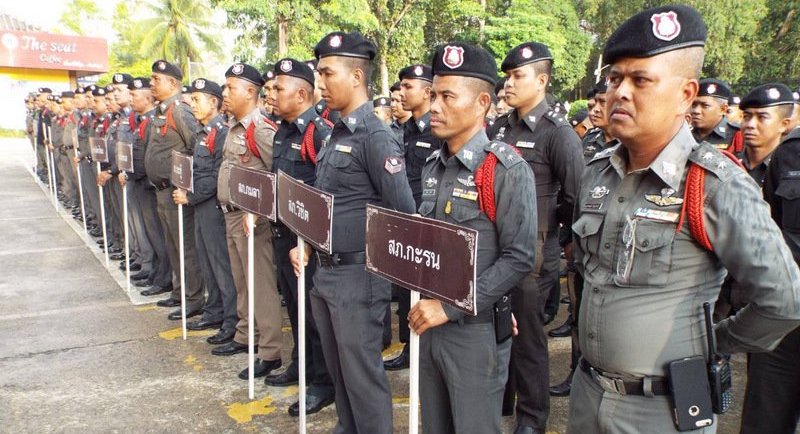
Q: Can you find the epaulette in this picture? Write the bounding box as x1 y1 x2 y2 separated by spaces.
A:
583 128 604 143
486 140 523 168
426 149 441 163
688 141 739 182
313 115 334 129
588 143 619 164
544 109 570 127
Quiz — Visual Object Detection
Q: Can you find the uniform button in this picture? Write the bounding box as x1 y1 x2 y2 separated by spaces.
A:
593 287 599 293
642 240 650 247
604 242 611 249
617 197 625 203
588 332 595 339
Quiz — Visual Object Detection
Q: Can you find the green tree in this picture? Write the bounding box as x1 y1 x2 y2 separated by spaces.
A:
740 1 800 89
95 4 152 85
57 0 101 36
138 0 223 79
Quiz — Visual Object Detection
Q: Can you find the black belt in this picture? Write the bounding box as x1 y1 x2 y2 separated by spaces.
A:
579 359 670 396
218 203 240 214
152 180 171 191
316 251 366 267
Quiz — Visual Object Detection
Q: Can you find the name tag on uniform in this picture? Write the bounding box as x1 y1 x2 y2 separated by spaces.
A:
415 141 431 148
452 187 478 201
787 171 800 178
291 143 301 150
516 141 535 149
634 207 679 223
335 144 352 154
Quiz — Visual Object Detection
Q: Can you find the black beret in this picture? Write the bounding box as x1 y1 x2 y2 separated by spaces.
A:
587 87 597 100
570 109 589 126
604 5 707 65
595 80 608 94
261 64 276 83
181 85 190 94
728 95 741 106
373 97 391 108
794 90 800 103
61 91 75 98
500 41 552 72
151 59 183 80
105 85 115 93
305 59 318 71
314 32 376 60
46 95 55 101
226 63 265 87
398 64 433 82
190 78 223 100
697 78 731 100
91 87 107 97
740 83 795 110
431 42 497 86
128 77 151 90
53 96 62 104
275 58 315 87
86 84 97 93
495 77 506 95
38 87 52 94
111 73 133 85
390 81 401 93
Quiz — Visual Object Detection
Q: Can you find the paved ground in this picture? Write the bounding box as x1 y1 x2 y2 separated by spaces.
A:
0 138 748 433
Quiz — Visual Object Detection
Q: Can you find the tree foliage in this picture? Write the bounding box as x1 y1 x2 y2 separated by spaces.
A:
57 0 100 36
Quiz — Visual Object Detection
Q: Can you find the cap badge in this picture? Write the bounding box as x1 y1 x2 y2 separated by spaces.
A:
443 46 464 69
280 60 293 72
650 11 681 42
707 84 717 94
232 64 244 75
113 74 122 83
133 79 142 88
329 35 342 48
768 88 780 100
413 65 423 76
158 61 166 71
195 79 206 89
521 47 533 59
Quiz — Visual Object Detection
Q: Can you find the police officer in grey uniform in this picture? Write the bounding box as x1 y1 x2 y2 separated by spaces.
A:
145 60 205 320
267 58 335 416
569 6 800 433
487 41 583 434
409 42 537 434
290 31 415 434
582 82 619 163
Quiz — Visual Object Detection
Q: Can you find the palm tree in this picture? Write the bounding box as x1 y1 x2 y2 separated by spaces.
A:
138 0 222 79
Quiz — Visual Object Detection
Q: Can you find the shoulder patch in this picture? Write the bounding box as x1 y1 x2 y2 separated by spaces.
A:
688 142 740 182
588 143 618 164
486 140 523 168
544 110 570 127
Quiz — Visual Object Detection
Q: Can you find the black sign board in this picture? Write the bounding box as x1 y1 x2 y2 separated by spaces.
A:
276 170 334 254
170 150 193 192
89 137 108 163
228 165 276 221
365 204 478 316
116 141 133 173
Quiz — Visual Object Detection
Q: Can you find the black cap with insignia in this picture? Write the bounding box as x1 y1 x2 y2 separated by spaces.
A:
74 86 86 94
105 84 115 93
500 41 552 72
390 81 401 93
314 32 377 60
261 64 276 83
91 87 107 97
431 42 498 86
128 77 151 91
61 91 75 99
603 5 707 66
112 73 133 85
274 58 315 87
151 59 183 81
495 77 506 95
373 97 391 108
728 95 741 106
398 64 433 82
740 83 795 110
190 78 223 100
697 78 731 100
570 109 589 126
305 59 318 71
225 63 265 87
37 87 52 94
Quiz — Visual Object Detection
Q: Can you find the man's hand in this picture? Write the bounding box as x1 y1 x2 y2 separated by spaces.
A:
72 156 80 164
96 171 112 186
242 214 255 236
512 313 519 336
408 299 449 335
118 172 127 187
172 188 189 205
290 244 312 277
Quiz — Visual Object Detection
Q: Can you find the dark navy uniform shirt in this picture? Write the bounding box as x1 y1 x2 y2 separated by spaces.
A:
403 112 443 206
764 128 800 264
273 105 332 186
187 113 228 206
692 116 739 149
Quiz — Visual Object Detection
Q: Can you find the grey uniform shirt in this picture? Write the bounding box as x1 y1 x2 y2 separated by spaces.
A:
574 123 800 378
419 130 537 322
188 114 227 206
217 107 276 205
692 116 739 149
144 93 201 186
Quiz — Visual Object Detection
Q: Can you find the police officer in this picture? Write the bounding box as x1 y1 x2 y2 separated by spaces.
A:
738 84 794 186
145 60 205 320
261 66 281 123
290 31 415 434
487 41 583 434
727 95 743 125
758 88 800 434
267 58 335 416
569 109 591 139
389 81 412 136
408 42 537 434
172 78 239 344
214 63 284 381
384 63 443 372
569 6 800 433
74 86 103 233
690 78 740 150
582 82 619 163
307 59 341 124
34 88 52 182
495 77 511 117
373 96 393 126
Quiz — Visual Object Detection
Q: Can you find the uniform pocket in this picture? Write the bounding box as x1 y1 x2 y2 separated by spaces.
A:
450 203 481 223
614 218 675 287
573 213 604 274
775 179 800 231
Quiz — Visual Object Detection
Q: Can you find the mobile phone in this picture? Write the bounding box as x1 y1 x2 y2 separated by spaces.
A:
668 356 714 431
493 294 512 344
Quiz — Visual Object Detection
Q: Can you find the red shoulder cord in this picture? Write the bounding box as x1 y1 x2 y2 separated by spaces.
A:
128 112 136 129
301 118 333 164
206 127 218 155
138 117 150 141
101 117 110 137
676 150 745 251
321 107 331 121
57 116 66 127
244 116 278 161
729 130 744 154
475 153 499 223
159 104 177 136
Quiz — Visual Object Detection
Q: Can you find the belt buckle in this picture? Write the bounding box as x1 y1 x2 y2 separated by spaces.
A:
591 368 626 395
316 252 333 268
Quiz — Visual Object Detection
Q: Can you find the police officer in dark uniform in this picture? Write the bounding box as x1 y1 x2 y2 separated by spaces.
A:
690 78 739 150
373 96 394 127
738 84 793 187
266 58 335 416
389 81 412 137
172 78 239 343
409 41 537 434
290 31 415 434
487 41 583 434
581 82 619 163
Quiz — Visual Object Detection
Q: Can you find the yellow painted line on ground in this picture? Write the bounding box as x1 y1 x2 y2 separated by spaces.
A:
382 342 405 359
225 395 277 424
183 354 203 372
282 385 299 397
392 396 409 405
135 305 158 312
281 326 291 332
158 327 216 340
